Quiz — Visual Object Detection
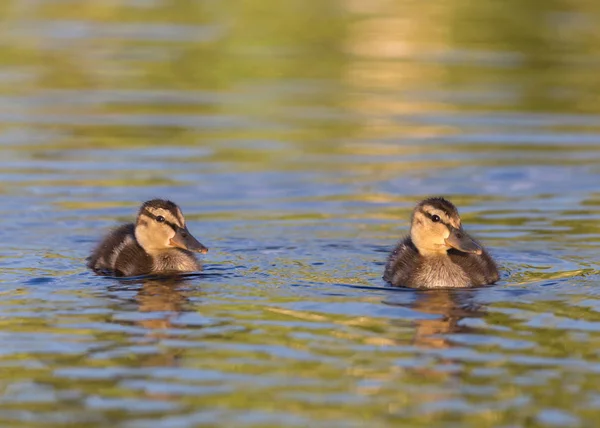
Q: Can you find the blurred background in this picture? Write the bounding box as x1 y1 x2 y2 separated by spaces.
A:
1 0 600 427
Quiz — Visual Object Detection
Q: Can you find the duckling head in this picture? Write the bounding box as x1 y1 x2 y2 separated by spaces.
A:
410 197 482 256
134 199 208 254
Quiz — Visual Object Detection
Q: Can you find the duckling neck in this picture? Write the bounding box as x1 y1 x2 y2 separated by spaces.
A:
417 247 449 257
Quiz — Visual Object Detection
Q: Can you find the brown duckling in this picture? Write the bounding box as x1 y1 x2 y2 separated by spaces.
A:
87 199 208 277
383 197 498 288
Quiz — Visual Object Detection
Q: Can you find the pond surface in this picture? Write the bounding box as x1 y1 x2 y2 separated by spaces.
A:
1 0 600 427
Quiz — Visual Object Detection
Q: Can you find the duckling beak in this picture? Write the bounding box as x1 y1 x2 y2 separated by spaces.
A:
445 228 482 255
170 227 208 254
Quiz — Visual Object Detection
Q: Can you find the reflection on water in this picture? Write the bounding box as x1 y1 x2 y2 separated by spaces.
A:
111 276 193 329
1 0 600 426
406 290 485 350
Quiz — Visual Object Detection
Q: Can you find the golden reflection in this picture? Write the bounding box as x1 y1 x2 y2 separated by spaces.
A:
107 276 192 360
411 290 483 349
107 276 194 379
133 277 191 330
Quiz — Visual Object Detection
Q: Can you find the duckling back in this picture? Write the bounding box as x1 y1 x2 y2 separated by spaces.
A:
87 224 152 277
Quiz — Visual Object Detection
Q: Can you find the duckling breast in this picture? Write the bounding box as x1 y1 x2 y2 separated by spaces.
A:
413 256 471 288
151 249 201 273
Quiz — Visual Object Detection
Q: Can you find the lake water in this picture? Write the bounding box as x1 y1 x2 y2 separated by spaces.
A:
1 0 600 427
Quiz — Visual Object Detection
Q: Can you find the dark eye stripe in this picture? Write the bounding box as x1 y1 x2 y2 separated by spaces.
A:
420 209 451 227
143 209 180 232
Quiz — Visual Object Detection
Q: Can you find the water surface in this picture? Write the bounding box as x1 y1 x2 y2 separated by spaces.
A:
1 0 600 427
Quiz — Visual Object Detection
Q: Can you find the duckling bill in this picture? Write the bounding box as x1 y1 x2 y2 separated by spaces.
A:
87 199 208 277
383 197 499 288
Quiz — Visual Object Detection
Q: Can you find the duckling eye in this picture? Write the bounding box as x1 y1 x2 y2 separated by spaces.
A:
156 215 165 223
431 215 441 223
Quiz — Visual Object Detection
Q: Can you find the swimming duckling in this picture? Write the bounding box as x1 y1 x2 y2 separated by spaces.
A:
87 199 208 277
383 197 498 288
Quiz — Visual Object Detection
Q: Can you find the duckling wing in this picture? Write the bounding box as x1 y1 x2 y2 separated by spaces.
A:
113 244 153 277
87 224 133 271
448 243 499 286
383 237 421 287
88 223 148 276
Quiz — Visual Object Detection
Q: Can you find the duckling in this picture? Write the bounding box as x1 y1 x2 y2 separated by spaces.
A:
87 199 208 277
383 197 498 288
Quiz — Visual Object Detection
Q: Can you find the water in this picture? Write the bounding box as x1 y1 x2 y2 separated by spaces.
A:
1 0 600 426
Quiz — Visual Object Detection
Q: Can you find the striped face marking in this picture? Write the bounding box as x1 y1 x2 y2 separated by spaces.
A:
135 204 186 251
419 205 461 230
142 208 184 233
134 200 207 254
410 201 462 255
409 198 481 256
